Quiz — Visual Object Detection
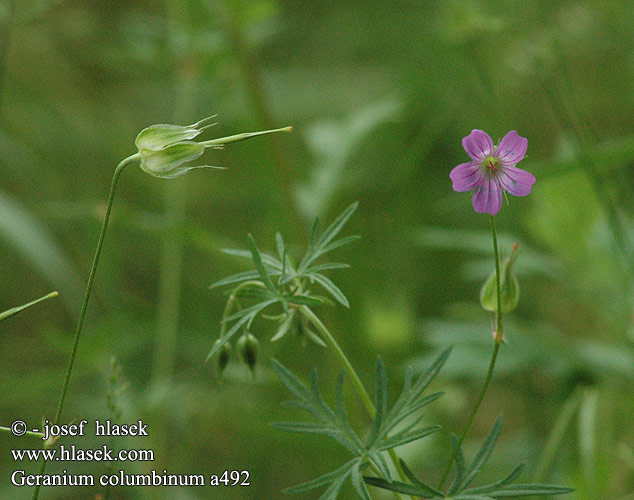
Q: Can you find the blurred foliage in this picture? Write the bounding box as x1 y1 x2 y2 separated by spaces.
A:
1 0 634 499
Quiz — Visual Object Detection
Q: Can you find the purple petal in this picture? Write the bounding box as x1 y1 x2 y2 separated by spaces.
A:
496 130 527 164
462 130 494 161
472 177 503 215
499 165 536 196
450 162 484 192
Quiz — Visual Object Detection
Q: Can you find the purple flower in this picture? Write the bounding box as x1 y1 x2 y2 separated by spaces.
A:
450 130 535 215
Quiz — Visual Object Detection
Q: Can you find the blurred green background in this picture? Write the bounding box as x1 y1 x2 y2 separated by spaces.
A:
2 0 634 498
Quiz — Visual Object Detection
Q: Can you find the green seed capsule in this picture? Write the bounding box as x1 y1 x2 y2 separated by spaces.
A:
237 332 259 376
133 117 292 179
480 243 520 314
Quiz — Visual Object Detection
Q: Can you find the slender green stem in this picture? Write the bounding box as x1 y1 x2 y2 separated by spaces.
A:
299 305 412 500
300 306 374 413
437 215 504 491
0 426 44 439
31 153 139 500
490 215 503 342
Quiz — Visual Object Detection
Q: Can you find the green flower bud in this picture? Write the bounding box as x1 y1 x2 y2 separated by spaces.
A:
212 338 232 377
134 116 292 179
237 332 259 377
480 243 520 314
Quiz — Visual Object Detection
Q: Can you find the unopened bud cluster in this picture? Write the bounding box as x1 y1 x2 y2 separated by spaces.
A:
213 332 260 378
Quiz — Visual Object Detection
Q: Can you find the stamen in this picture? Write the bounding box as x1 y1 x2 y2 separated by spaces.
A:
485 158 498 173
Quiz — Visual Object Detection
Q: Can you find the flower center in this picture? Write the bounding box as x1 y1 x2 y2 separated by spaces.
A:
482 156 500 175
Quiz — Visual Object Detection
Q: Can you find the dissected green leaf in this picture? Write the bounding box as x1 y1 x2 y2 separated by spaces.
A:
205 313 253 363
309 272 350 307
222 298 279 323
248 234 278 293
350 465 372 500
210 205 359 361
368 418 572 500
449 433 466 496
366 357 388 448
285 294 325 306
377 424 439 451
454 495 496 500
275 232 286 261
382 348 451 435
209 270 263 289
270 421 359 454
284 458 359 495
308 216 321 253
272 358 312 400
367 449 391 480
270 309 296 342
318 234 361 256
463 464 525 495
221 247 283 270
316 202 359 251
271 362 364 456
299 321 328 347
305 262 351 273
399 458 444 497
363 476 432 497
334 372 361 447
461 416 503 490
273 356 444 500
489 484 574 497
299 202 359 272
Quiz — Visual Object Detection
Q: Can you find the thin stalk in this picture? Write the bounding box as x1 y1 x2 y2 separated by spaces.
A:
437 214 504 491
32 153 139 500
299 305 412 500
490 215 504 343
300 306 374 413
219 281 267 334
